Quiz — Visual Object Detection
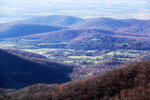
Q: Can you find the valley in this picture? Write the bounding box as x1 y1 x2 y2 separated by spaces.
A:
0 15 150 89
1 37 150 68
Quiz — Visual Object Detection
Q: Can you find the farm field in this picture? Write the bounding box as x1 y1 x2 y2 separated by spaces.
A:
1 41 150 67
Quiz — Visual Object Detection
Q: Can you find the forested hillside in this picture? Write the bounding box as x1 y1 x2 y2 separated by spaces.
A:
0 49 73 89
0 23 65 39
1 60 150 100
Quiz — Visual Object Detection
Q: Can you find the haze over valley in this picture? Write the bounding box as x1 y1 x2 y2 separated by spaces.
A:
1 0 150 22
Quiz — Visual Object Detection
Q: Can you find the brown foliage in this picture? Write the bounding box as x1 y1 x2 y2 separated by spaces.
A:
5 60 150 100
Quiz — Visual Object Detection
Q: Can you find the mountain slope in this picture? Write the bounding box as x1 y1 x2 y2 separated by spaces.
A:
71 17 150 34
4 60 150 100
10 28 138 43
7 28 150 50
1 16 150 41
0 23 65 39
4 48 48 61
71 17 129 29
0 49 73 89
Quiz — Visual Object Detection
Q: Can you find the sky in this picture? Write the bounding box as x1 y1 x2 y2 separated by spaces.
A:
0 0 150 22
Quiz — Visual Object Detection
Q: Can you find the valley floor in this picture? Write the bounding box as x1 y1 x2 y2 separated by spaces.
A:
1 40 150 79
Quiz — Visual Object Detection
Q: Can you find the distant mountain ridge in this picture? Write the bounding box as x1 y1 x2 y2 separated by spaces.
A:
15 15 150 34
14 15 83 26
0 15 150 53
0 23 66 39
71 17 150 34
0 15 150 41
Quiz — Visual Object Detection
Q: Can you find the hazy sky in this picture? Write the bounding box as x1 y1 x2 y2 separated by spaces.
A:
0 0 150 22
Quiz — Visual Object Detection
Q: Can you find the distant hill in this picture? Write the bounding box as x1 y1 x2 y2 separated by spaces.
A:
1 16 149 51
16 15 83 26
0 49 73 89
15 29 112 43
0 23 65 39
1 16 150 41
9 28 138 43
8 28 150 50
71 17 129 29
71 18 150 34
3 60 150 100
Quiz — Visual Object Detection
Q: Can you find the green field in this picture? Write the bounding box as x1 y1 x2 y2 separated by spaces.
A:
1 41 150 67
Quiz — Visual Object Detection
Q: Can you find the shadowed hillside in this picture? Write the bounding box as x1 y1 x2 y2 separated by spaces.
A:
2 60 150 100
0 23 65 39
0 49 73 89
4 48 48 62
